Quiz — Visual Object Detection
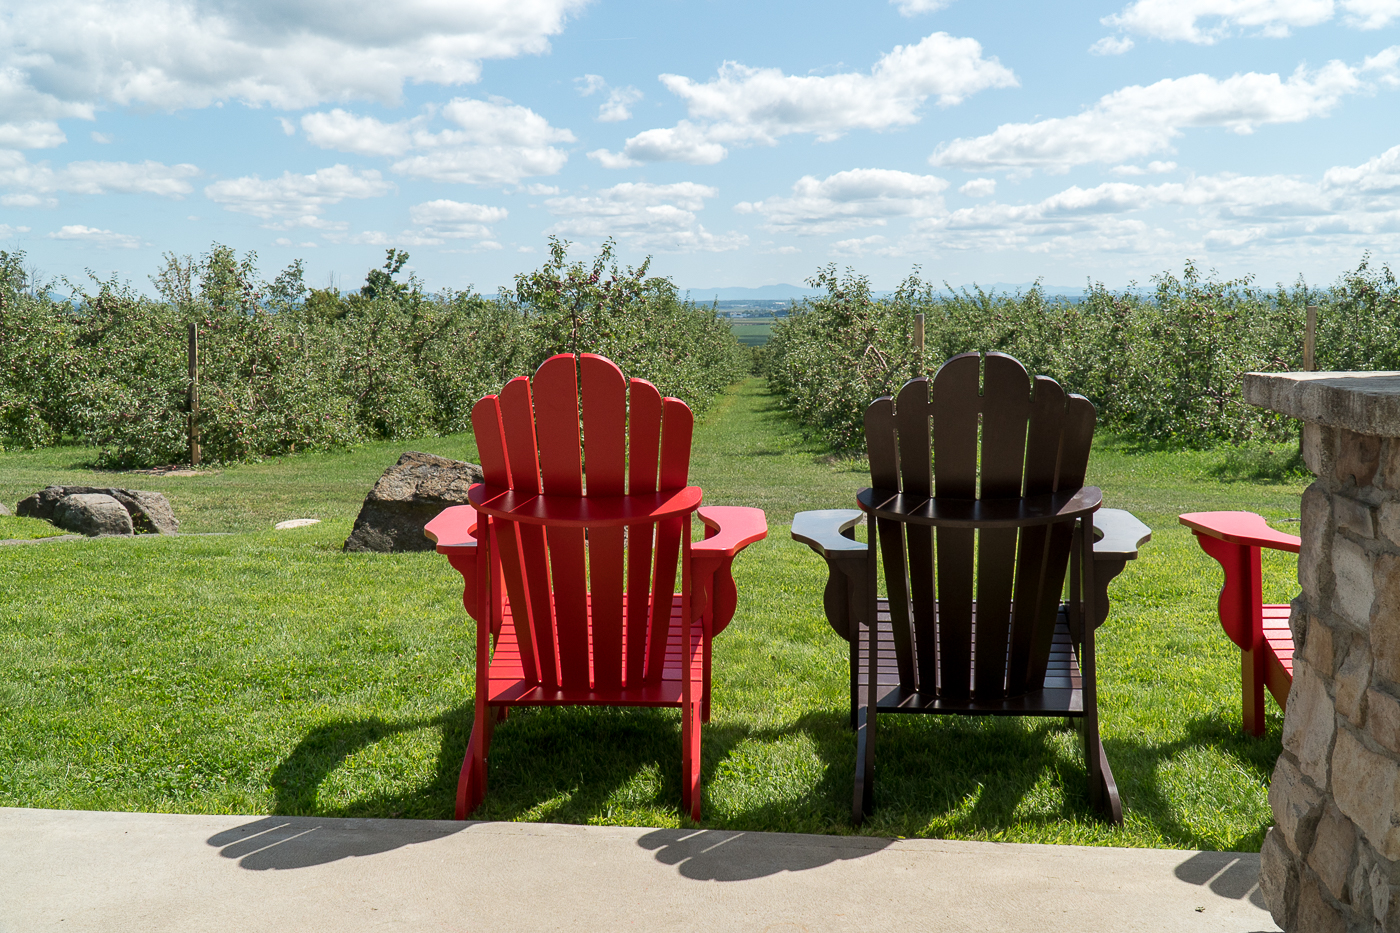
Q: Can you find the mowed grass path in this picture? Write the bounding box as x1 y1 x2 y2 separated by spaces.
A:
0 378 1304 847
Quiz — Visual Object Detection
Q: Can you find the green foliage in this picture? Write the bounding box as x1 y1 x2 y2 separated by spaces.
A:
762 257 1400 451
0 242 746 467
510 237 748 412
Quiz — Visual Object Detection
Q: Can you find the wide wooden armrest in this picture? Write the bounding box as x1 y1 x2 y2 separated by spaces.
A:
858 486 1102 529
468 483 702 527
1093 509 1151 561
791 510 867 559
694 506 768 559
1179 510 1301 553
425 504 480 551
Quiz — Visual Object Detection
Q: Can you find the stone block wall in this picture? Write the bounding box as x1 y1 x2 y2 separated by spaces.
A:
1261 422 1400 932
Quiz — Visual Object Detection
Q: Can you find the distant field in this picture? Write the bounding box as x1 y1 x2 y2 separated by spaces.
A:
729 318 777 347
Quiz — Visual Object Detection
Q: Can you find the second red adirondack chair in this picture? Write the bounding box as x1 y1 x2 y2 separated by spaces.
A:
426 353 767 821
1180 511 1301 736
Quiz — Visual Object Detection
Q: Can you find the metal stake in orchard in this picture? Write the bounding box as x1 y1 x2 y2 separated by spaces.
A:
187 321 201 467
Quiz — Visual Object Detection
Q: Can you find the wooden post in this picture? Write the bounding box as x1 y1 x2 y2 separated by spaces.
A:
914 312 925 357
188 322 201 466
1304 304 1318 372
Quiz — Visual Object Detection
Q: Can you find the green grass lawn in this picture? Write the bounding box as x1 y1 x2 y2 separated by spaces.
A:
0 378 1305 848
729 319 775 347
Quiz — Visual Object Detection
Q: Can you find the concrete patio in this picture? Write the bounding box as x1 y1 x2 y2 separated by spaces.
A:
1 807 1279 932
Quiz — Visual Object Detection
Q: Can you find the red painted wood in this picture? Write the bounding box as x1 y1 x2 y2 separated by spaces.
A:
535 355 590 689
581 355 628 689
500 375 558 687
437 356 767 820
1180 511 1301 553
468 485 703 526
1180 510 1298 735
627 378 664 684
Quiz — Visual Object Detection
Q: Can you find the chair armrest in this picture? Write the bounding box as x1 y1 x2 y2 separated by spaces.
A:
425 504 480 550
1179 510 1300 553
791 509 867 560
1094 508 1151 561
692 506 767 636
694 506 768 559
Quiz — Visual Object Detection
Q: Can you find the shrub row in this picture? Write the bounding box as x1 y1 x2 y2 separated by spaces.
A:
0 240 748 467
760 258 1400 451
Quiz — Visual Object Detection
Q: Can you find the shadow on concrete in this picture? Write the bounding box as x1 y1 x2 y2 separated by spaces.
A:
636 827 892 881
206 815 467 870
1174 850 1269 911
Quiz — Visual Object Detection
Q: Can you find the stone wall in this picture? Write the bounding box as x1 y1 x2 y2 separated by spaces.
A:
1257 417 1400 932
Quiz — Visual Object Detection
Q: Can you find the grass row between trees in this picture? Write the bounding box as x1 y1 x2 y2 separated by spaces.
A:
1 377 1302 849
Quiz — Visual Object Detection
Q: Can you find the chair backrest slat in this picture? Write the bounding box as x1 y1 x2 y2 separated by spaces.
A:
645 398 694 682
626 379 664 683
864 397 917 688
868 352 1097 700
895 379 935 692
581 355 628 687
972 354 1032 697
930 354 980 699
1007 376 1066 694
534 356 589 689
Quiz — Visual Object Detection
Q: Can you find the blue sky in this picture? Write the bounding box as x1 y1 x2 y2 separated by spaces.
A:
1 0 1398 296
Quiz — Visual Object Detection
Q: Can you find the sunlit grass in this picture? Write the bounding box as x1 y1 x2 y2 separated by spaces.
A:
0 378 1305 848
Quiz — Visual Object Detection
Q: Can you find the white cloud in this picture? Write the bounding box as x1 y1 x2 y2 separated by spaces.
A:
894 143 1400 258
408 198 508 239
47 225 142 248
1102 0 1336 43
891 0 953 14
0 153 200 196
0 0 589 150
576 74 642 121
931 63 1365 173
302 109 416 156
735 168 949 235
0 224 32 237
204 164 393 228
1090 36 1136 55
303 98 574 186
544 182 747 251
0 122 66 149
1102 0 1399 40
1365 46 1400 87
593 32 1016 166
1343 0 1400 28
832 235 888 256
526 184 561 195
1111 160 1179 175
959 178 996 197
2 194 54 208
90 132 113 144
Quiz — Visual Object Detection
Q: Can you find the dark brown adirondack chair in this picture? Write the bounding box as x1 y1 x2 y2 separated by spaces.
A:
791 352 1150 824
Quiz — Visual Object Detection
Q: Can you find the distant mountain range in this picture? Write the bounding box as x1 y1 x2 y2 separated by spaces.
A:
685 282 1097 302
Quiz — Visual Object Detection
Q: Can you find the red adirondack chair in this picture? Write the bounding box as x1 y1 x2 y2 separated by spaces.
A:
425 353 767 821
1179 511 1301 736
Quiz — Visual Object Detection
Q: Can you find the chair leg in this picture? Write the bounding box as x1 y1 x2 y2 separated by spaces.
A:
1242 646 1266 737
682 696 703 822
1082 716 1122 825
853 704 874 825
454 703 495 820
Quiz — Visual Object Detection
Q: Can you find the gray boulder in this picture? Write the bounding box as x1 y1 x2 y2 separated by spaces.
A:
344 451 484 553
17 485 178 534
0 502 10 517
53 494 135 536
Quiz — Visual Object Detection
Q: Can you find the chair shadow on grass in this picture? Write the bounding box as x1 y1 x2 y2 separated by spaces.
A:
208 691 1279 884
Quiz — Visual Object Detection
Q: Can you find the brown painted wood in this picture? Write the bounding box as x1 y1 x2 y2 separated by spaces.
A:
931 353 980 699
973 354 1031 699
1008 375 1065 695
865 395 916 689
896 378 935 693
